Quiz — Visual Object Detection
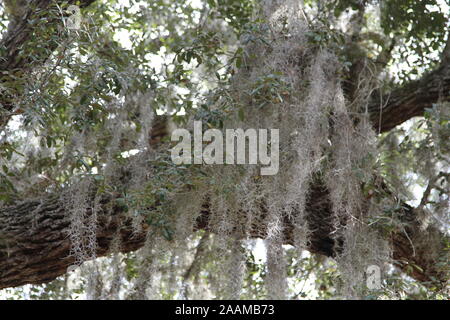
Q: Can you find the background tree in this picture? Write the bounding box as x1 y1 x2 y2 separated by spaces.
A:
0 0 448 299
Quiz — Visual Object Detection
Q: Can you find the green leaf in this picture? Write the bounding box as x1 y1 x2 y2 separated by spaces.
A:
238 107 245 121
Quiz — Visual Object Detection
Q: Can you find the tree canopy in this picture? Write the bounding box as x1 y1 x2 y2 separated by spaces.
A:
0 0 448 299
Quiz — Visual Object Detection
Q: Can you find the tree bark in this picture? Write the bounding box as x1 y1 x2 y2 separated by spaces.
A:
0 176 447 289
0 194 147 289
370 63 450 133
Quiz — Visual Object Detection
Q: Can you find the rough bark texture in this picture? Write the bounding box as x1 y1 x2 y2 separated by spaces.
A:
0 1 448 290
0 195 146 289
0 179 447 289
369 63 450 133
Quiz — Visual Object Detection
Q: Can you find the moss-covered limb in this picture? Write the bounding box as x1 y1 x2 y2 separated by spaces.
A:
0 178 447 290
369 59 450 134
0 193 147 289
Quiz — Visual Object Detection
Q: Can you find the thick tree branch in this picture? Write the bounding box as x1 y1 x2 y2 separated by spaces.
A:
370 59 450 133
0 177 447 289
0 194 146 289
